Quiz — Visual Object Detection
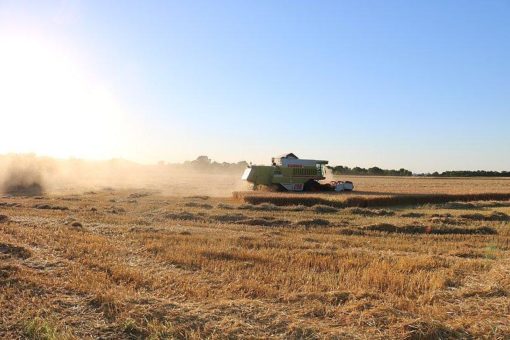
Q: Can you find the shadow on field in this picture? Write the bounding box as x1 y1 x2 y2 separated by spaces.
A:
363 223 497 235
235 192 510 209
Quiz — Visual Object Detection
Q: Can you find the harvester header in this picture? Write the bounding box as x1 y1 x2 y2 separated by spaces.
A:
242 153 353 192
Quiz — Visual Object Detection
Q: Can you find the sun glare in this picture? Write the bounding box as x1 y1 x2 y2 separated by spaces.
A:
0 33 128 159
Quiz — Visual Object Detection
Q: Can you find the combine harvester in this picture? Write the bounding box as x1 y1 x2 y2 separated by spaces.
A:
242 153 354 192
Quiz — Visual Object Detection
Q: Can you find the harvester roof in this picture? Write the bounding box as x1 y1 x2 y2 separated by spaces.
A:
276 153 298 159
273 153 328 167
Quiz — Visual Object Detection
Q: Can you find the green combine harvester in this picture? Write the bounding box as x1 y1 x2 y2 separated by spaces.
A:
242 153 354 192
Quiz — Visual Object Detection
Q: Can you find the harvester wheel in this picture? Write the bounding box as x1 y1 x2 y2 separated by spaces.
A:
304 180 321 192
304 180 336 192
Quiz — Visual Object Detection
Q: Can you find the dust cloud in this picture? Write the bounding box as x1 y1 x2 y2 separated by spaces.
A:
0 155 50 195
323 166 336 182
0 154 250 197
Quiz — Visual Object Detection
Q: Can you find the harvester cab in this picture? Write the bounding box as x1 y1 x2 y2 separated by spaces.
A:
242 153 354 192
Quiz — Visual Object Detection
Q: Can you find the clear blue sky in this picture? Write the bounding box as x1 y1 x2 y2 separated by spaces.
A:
1 1 509 172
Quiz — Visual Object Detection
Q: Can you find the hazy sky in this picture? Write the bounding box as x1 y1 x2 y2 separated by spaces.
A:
0 1 509 172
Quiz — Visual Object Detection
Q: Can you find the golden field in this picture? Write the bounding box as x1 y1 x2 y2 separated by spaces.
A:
337 175 510 194
1 176 510 339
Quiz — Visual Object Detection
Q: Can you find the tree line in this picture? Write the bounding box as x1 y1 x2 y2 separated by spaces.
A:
162 156 510 177
327 165 510 177
327 165 413 176
421 170 510 177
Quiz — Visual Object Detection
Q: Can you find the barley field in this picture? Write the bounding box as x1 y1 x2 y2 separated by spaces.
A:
1 177 510 339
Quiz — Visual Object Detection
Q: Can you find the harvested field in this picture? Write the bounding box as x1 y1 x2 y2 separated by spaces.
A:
1 178 510 338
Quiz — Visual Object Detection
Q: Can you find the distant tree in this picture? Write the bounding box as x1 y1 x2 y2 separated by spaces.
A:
177 155 248 173
368 167 384 175
193 155 211 165
352 167 367 175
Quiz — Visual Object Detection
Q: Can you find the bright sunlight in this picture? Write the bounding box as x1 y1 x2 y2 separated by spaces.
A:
0 33 127 159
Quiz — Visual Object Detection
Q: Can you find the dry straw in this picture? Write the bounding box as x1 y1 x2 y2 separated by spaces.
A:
234 191 510 208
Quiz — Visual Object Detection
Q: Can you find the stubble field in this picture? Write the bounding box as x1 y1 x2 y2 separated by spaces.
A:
1 176 510 339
